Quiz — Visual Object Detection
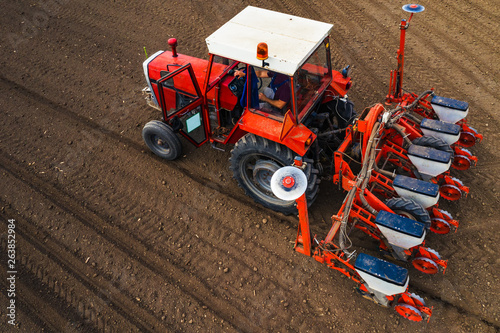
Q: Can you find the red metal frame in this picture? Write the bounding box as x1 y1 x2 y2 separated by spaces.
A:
290 162 437 320
386 14 414 103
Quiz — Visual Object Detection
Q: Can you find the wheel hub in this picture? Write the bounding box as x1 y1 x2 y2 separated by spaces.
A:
155 135 169 150
412 257 438 274
395 303 423 322
252 160 281 193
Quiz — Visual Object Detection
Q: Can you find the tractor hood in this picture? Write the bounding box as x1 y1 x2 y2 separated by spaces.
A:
145 51 209 88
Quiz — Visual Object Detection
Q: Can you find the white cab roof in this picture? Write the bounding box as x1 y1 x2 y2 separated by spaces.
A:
205 6 333 76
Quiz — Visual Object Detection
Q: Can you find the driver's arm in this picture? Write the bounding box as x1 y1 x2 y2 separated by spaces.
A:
258 92 287 109
234 69 245 78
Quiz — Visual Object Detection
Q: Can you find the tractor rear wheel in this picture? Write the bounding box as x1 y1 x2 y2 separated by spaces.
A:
142 120 182 160
230 134 319 215
385 197 431 227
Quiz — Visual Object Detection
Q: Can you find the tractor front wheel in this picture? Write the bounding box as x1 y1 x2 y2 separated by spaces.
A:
230 134 319 215
142 120 182 160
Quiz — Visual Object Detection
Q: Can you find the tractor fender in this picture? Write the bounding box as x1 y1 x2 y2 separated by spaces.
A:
230 111 315 156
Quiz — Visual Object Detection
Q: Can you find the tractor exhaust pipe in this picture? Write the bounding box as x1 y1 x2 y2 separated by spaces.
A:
168 38 178 57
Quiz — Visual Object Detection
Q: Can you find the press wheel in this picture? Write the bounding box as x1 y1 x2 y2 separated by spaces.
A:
412 257 438 274
458 131 476 147
395 303 423 322
452 154 471 170
440 184 462 201
430 218 451 234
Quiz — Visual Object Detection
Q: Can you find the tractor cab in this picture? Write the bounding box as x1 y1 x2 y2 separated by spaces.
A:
203 6 339 152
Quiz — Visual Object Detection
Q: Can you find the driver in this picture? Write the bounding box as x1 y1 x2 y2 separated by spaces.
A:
234 69 291 113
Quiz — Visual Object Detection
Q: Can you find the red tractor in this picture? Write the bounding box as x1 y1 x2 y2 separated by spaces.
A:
141 5 481 322
142 6 354 215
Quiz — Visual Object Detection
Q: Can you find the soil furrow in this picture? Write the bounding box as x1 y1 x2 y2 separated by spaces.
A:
410 283 500 330
0 208 170 332
1 1 498 331
0 72 296 233
0 272 67 332
0 152 260 332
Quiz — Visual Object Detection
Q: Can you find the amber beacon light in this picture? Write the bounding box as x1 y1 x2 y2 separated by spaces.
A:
257 42 269 67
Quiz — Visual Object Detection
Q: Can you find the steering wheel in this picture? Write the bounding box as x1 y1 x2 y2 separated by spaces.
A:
237 67 263 90
228 76 245 97
229 67 264 96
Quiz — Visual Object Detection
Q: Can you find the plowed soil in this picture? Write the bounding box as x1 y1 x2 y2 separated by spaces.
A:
1 0 499 332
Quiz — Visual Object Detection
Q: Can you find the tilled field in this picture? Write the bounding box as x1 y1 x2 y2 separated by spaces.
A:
1 0 499 332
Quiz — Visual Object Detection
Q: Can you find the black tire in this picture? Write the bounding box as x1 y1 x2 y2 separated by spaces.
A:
385 197 431 227
230 134 320 215
411 136 454 158
142 120 182 160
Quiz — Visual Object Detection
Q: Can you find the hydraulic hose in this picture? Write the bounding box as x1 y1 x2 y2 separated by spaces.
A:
339 121 380 252
408 89 434 110
387 123 412 147
373 160 396 179
340 90 436 252
357 122 380 216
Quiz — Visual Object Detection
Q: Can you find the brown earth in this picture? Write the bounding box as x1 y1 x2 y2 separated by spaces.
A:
0 0 499 332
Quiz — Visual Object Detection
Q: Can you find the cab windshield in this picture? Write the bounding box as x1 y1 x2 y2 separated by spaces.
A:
295 38 332 121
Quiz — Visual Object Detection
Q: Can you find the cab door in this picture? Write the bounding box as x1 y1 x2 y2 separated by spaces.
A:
157 64 208 147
